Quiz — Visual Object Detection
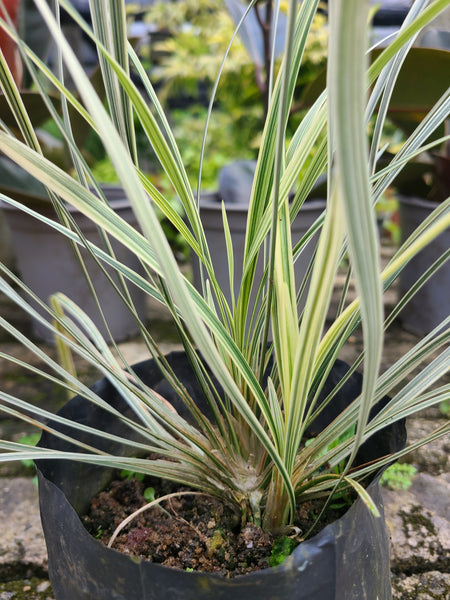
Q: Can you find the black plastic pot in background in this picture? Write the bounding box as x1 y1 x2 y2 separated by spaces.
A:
36 352 406 600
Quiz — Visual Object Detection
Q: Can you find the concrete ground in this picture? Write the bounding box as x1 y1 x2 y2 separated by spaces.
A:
0 246 448 599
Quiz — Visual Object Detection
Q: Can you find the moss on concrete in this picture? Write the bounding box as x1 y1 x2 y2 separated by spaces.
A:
0 578 53 599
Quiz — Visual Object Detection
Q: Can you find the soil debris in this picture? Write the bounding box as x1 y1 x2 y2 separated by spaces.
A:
83 475 346 578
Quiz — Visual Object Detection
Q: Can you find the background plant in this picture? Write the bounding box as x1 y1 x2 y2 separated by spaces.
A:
380 463 417 491
0 0 448 536
137 0 327 170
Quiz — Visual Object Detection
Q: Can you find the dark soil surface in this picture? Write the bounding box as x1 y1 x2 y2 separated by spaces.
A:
83 475 346 578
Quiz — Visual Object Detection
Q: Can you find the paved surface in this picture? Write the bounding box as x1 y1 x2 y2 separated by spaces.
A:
0 248 449 599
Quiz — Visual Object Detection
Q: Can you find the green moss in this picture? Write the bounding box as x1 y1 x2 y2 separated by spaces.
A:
392 575 450 600
400 504 437 538
269 536 298 567
0 578 53 599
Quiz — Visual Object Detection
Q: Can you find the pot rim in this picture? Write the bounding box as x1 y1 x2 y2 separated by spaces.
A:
197 191 327 213
397 195 442 211
0 184 132 214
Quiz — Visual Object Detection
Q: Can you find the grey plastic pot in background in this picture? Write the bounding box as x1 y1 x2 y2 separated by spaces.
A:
2 185 147 343
0 210 15 269
398 196 450 336
192 191 326 313
36 351 406 600
192 162 326 314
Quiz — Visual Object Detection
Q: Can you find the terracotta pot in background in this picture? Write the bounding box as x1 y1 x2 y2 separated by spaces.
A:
0 0 22 85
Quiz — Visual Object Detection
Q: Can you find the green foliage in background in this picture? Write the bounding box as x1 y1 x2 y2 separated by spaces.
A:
136 0 327 149
380 463 418 491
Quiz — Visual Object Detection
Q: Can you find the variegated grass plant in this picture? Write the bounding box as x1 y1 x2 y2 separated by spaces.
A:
0 0 449 533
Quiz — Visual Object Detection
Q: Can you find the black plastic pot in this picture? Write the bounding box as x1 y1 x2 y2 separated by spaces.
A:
36 352 405 600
